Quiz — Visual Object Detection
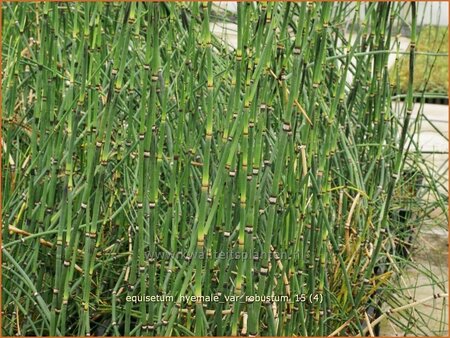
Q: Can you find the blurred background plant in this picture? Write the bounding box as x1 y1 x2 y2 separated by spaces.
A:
392 26 448 97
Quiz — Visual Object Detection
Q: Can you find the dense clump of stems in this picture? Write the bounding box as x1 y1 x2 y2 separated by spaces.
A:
2 2 446 336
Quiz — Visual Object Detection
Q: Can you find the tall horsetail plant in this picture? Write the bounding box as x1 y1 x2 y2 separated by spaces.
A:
2 1 447 336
